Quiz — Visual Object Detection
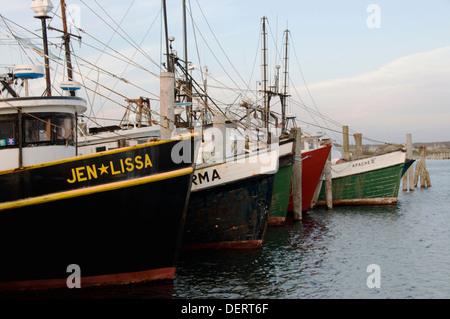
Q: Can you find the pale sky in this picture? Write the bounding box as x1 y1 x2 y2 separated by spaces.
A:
1 0 450 144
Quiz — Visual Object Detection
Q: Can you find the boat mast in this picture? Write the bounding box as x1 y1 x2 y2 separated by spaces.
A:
162 0 173 73
281 29 290 133
41 18 52 96
261 17 268 130
60 0 75 96
30 0 53 96
182 0 193 128
203 66 208 125
160 0 175 140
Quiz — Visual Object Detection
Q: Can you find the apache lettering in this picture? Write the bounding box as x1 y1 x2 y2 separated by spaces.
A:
192 169 221 186
352 159 375 168
67 154 153 184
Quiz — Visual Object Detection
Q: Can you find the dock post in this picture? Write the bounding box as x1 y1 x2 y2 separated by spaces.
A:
160 72 175 140
414 146 431 188
343 125 350 160
324 140 333 210
421 146 431 187
354 133 363 158
291 127 302 220
403 133 414 191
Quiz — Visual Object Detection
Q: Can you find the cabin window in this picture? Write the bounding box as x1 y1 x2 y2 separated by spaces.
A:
24 117 52 143
1 112 76 147
0 116 18 147
55 116 74 142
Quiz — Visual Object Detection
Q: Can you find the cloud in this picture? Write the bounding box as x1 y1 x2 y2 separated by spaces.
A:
294 46 450 142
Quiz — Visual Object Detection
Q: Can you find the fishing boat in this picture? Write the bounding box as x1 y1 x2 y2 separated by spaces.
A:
182 121 278 249
0 1 195 291
287 133 332 213
251 23 331 222
166 10 279 249
79 117 278 251
183 154 277 249
0 93 195 291
79 120 278 252
69 2 278 250
250 23 295 227
316 149 406 205
267 135 295 225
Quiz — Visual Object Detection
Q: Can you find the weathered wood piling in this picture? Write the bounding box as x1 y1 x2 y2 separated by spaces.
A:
402 133 414 192
160 72 175 140
324 139 333 210
291 127 302 220
342 125 350 160
414 146 431 188
353 133 362 158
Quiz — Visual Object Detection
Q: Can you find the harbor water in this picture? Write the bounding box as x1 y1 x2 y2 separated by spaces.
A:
2 160 449 300
172 160 449 299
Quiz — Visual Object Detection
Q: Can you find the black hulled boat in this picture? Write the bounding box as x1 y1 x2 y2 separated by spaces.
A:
0 95 196 291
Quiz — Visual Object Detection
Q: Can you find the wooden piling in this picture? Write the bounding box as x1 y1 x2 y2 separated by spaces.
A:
354 133 362 158
324 139 333 210
291 127 302 220
425 170 431 187
402 133 414 192
413 162 420 187
414 146 431 188
421 146 431 187
160 72 175 140
420 146 426 188
343 125 350 160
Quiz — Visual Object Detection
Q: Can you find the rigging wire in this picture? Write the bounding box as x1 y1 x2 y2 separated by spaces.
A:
1 5 393 148
81 0 161 72
0 15 34 65
289 36 342 143
91 3 162 119
0 34 162 123
193 0 257 101
186 0 204 85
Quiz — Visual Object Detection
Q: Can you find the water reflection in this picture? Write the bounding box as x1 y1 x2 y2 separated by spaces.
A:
173 213 335 298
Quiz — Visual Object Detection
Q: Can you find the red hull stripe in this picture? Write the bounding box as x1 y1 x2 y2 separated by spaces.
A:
0 267 175 292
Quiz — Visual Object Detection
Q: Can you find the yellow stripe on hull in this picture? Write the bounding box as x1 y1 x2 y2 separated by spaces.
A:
0 167 193 212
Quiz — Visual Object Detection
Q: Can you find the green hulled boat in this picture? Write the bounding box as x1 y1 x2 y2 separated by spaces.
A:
268 137 295 226
269 164 294 225
316 150 406 205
